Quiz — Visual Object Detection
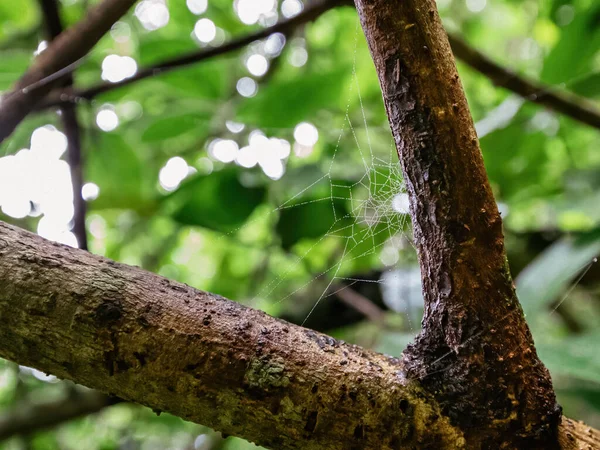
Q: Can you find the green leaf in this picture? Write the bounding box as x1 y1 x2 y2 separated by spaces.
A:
568 72 600 98
159 61 232 100
557 385 600 413
376 332 416 357
537 333 600 384
236 68 348 128
480 117 552 201
549 0 572 22
86 134 150 210
167 169 266 233
0 0 38 40
138 38 198 67
141 113 211 142
516 230 600 312
138 38 232 100
276 195 350 250
0 50 32 90
541 4 600 84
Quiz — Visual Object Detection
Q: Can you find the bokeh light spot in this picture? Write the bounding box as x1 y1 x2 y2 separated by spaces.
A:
82 183 100 201
194 18 216 43
236 77 258 97
246 54 269 77
101 55 137 83
294 122 318 146
96 109 119 132
187 0 208 15
135 0 170 30
159 157 190 191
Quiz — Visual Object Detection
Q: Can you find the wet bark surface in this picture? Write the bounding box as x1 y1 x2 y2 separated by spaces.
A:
354 0 560 447
0 221 467 450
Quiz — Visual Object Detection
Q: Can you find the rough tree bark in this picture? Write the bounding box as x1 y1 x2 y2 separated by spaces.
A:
0 222 466 449
354 0 559 447
0 222 598 449
1 0 600 449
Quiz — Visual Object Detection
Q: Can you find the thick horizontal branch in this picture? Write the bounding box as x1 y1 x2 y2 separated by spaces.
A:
0 223 597 448
0 221 465 450
0 0 138 144
38 0 350 109
448 35 600 130
0 388 119 440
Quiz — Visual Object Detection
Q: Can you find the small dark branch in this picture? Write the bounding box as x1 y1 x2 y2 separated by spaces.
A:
333 284 386 325
0 388 120 441
37 0 349 110
33 2 600 134
280 272 387 332
38 0 64 38
448 34 600 131
0 0 138 144
39 0 88 250
62 105 88 250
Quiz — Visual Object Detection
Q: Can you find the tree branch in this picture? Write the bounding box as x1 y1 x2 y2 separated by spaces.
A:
0 0 138 145
355 0 559 446
39 0 88 250
37 0 350 110
0 221 597 449
0 388 120 441
0 220 466 449
333 284 386 325
33 3 600 133
447 34 600 130
0 0 599 446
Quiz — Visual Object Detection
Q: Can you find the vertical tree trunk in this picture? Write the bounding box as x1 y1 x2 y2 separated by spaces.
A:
354 1 560 447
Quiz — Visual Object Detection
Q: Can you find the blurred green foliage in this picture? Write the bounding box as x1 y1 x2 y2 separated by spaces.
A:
0 0 600 448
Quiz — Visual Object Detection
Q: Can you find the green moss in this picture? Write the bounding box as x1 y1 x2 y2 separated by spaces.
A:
245 357 290 390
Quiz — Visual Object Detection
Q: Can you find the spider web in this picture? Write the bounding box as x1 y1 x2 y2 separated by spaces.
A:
3 11 594 380
234 17 599 374
236 21 420 335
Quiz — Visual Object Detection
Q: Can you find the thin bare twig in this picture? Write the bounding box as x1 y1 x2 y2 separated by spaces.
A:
37 0 350 109
35 6 600 132
448 34 600 130
39 0 88 250
333 284 386 325
0 0 138 144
